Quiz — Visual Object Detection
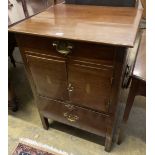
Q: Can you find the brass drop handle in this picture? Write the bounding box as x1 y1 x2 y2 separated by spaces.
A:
124 65 131 76
122 65 131 88
52 41 73 55
64 112 79 122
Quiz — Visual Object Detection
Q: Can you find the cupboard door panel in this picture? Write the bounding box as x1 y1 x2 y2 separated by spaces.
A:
26 54 69 101
68 61 113 113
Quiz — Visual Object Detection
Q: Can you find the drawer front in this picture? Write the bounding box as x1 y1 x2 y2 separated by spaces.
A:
16 34 115 66
26 54 69 101
39 97 108 137
69 41 115 66
16 34 65 58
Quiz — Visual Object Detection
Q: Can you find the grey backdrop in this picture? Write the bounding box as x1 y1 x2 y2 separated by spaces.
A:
65 0 136 7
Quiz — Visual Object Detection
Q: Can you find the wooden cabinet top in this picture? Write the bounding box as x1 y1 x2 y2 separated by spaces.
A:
9 3 143 47
133 29 146 81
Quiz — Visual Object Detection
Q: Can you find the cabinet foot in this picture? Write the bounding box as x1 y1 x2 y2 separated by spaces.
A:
105 135 112 152
117 122 126 145
40 115 49 130
117 127 123 145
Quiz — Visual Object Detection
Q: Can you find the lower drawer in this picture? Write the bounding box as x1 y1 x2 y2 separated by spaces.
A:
38 97 108 137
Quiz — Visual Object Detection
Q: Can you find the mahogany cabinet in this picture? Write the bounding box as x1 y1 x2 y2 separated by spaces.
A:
9 3 143 152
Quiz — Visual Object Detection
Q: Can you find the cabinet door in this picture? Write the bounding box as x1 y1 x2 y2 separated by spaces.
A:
26 54 69 101
68 61 113 113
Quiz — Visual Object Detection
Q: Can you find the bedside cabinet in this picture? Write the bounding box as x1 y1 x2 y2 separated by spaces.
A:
9 3 143 152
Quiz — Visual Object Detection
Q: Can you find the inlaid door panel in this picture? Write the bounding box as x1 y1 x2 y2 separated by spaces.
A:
26 54 69 101
68 60 113 113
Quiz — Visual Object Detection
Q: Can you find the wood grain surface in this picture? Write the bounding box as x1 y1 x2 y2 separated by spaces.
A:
9 3 143 47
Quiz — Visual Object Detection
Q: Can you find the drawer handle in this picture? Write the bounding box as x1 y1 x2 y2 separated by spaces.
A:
122 65 131 88
53 41 73 55
64 112 79 122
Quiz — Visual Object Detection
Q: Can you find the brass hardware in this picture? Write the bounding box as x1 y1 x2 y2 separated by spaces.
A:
64 112 68 117
63 112 79 122
64 103 74 110
52 41 73 55
122 65 131 88
67 83 74 92
124 65 131 77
